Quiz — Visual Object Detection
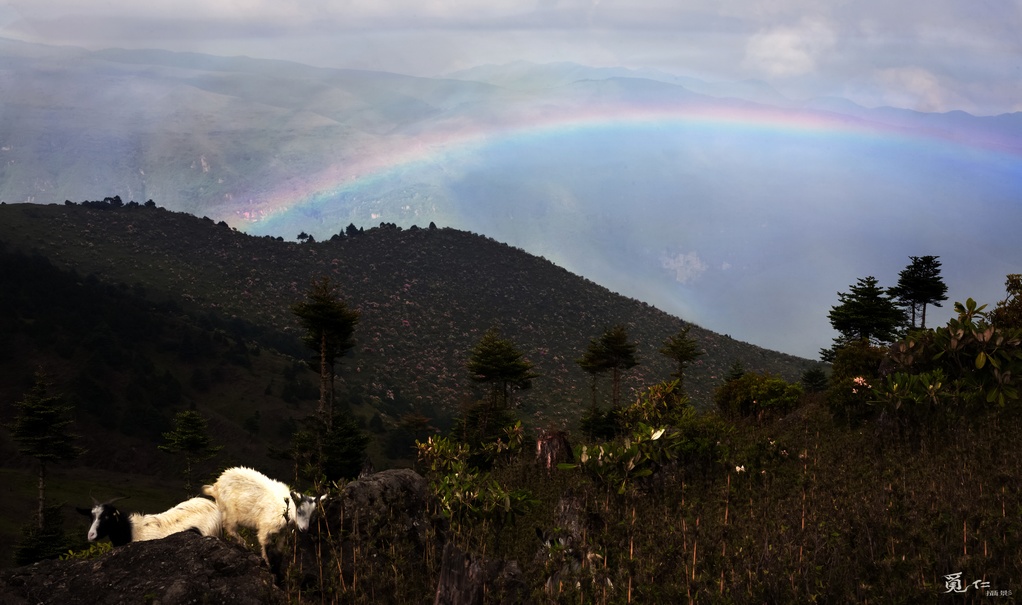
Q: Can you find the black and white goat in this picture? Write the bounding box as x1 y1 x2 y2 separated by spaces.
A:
202 466 322 565
76 496 222 547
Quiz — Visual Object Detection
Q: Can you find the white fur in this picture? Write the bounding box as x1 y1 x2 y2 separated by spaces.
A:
128 497 222 542
202 466 319 563
83 497 221 545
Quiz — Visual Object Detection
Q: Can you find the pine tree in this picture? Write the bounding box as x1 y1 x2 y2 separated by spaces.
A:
890 256 949 329
322 410 371 482
577 325 639 409
9 372 84 530
991 274 1022 330
159 410 222 492
292 276 360 424
467 327 538 411
463 327 537 448
824 276 906 360
659 325 702 393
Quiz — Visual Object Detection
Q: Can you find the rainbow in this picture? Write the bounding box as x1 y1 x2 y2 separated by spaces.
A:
237 98 1022 236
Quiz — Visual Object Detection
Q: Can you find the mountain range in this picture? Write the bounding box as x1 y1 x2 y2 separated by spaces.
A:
2 37 1020 358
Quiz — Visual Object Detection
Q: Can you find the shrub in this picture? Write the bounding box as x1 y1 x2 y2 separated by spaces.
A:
715 372 803 422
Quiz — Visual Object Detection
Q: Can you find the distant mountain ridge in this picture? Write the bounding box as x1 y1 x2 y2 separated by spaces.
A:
444 60 792 105
3 38 1016 214
3 39 1020 359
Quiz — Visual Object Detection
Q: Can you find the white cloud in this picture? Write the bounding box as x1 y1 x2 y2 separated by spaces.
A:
2 1 1019 113
873 67 961 113
661 251 708 284
742 17 836 77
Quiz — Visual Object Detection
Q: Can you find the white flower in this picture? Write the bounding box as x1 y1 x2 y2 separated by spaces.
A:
735 465 746 473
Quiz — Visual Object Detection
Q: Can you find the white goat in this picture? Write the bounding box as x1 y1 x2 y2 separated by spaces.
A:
202 466 321 564
76 497 222 547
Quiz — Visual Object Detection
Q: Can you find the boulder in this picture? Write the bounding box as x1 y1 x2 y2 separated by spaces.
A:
0 531 284 605
433 542 527 605
288 468 444 600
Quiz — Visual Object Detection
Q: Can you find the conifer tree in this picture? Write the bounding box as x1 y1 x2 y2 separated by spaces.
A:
824 276 906 360
577 325 639 409
291 277 365 484
159 410 222 492
467 327 537 411
463 327 537 448
322 410 371 481
725 361 746 382
890 256 948 329
9 372 83 529
991 274 1022 330
659 325 702 393
292 276 360 424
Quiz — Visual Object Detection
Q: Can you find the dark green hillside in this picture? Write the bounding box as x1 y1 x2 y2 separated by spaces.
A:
0 199 815 569
3 201 1021 602
0 202 816 430
0 243 323 566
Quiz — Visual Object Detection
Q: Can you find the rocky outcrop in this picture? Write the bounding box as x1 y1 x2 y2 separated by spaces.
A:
0 470 531 604
288 468 527 605
289 468 444 601
434 542 527 605
0 531 284 605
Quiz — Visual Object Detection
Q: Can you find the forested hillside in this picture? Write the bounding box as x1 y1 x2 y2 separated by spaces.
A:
2 200 1022 603
0 199 817 567
0 201 815 427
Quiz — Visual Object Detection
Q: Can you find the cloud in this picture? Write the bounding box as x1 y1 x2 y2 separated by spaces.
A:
742 17 836 77
2 0 1019 113
661 251 708 284
872 67 958 113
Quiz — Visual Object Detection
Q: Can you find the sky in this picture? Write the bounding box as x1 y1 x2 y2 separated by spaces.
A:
2 0 1021 116
1 1 1020 361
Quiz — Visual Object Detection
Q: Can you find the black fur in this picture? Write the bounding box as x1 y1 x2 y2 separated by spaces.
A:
77 503 133 546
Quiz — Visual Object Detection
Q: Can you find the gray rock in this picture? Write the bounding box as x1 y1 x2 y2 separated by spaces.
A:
0 531 284 605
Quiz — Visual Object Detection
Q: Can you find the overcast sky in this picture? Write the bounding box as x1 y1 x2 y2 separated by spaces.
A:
2 0 1021 115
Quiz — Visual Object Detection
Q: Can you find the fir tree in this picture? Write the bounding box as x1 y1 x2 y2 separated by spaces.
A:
467 327 537 411
659 325 702 393
464 327 537 448
890 256 948 329
292 276 360 424
824 276 906 360
159 410 222 492
9 372 83 530
577 325 639 409
991 274 1022 330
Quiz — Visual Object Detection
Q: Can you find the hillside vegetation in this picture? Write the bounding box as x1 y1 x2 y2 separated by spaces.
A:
2 201 1021 603
0 200 815 568
0 202 814 422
